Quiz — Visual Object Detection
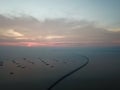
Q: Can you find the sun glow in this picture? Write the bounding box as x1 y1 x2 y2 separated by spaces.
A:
22 42 59 47
0 41 67 47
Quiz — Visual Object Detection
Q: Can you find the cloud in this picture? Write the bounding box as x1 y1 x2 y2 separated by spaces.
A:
45 35 65 40
0 14 120 47
2 29 24 37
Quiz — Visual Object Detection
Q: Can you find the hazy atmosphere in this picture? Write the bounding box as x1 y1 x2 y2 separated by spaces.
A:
0 0 120 47
0 0 120 90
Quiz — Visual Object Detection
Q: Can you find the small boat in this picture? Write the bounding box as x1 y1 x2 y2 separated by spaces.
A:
10 72 14 75
23 58 26 60
0 61 3 66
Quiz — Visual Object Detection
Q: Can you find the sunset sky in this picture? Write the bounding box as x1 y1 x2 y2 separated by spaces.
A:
0 0 120 47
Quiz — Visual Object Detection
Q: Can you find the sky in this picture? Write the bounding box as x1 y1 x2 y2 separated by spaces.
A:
0 0 120 47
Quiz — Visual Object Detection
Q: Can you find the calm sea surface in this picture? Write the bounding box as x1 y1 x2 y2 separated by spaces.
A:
0 46 120 90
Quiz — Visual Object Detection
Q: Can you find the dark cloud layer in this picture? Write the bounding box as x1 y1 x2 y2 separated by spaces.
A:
0 14 120 46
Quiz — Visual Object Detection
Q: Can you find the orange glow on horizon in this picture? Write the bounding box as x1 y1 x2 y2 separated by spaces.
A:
0 42 64 47
0 41 120 47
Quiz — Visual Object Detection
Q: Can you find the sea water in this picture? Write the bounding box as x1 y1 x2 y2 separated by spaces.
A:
0 46 120 90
